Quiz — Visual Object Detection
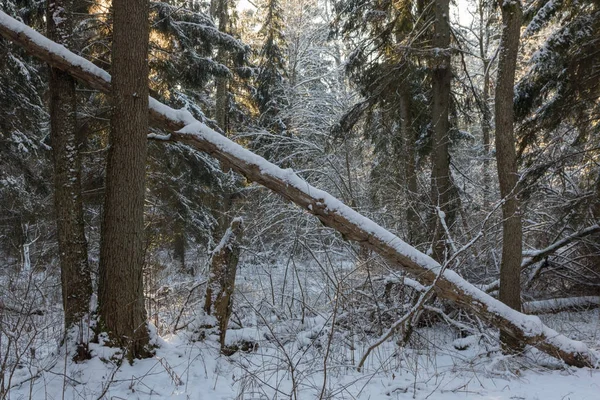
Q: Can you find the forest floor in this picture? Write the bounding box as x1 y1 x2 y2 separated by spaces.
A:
5 307 600 400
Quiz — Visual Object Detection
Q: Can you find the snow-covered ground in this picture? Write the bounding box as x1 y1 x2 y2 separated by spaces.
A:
5 309 599 399
3 254 600 399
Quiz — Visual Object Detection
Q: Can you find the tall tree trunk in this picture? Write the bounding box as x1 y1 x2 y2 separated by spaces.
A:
592 173 600 296
98 0 151 359
481 57 491 208
211 0 237 257
429 0 453 263
494 0 523 352
400 90 419 242
47 0 92 335
476 0 493 210
481 52 491 209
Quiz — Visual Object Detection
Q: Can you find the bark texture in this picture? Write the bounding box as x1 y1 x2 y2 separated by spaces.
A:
481 57 491 208
478 0 493 209
47 0 92 331
494 0 524 353
97 0 151 358
0 12 596 367
429 0 453 263
400 90 419 242
204 218 243 350
592 174 600 297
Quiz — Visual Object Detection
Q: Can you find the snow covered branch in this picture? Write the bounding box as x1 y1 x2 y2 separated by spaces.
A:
521 224 600 268
523 296 600 314
482 223 600 293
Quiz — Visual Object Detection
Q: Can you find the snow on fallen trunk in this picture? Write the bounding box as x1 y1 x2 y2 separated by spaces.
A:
0 10 597 368
524 296 600 314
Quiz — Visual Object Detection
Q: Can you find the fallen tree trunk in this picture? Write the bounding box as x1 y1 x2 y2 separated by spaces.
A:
523 296 600 314
0 11 597 367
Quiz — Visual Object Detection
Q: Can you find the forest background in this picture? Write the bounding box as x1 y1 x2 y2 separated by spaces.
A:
1 0 599 398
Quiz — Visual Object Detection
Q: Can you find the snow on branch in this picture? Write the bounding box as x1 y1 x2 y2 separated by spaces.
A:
523 296 600 314
521 224 600 268
482 223 600 293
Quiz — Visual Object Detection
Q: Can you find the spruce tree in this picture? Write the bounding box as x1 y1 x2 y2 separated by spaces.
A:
256 0 287 133
333 0 430 242
0 1 49 263
146 0 248 266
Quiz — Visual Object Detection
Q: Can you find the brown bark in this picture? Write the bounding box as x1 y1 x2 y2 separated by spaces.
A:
0 13 595 366
494 0 524 353
592 173 600 220
429 0 453 263
479 0 492 209
400 90 419 242
47 0 92 332
481 62 491 207
592 173 600 297
204 218 243 350
97 0 151 358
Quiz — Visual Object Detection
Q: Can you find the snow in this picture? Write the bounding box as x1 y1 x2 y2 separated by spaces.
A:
1 6 597 376
524 297 600 314
6 314 600 399
176 122 441 272
383 274 427 293
175 120 598 363
223 327 265 347
148 98 197 126
0 11 111 82
4 4 590 361
51 6 66 26
524 0 556 37
211 217 243 255
522 224 600 259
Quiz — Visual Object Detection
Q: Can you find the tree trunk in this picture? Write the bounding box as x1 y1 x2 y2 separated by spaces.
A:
47 0 92 334
494 0 523 353
204 217 243 350
479 0 492 209
593 172 600 296
400 90 419 243
173 213 188 273
481 62 492 207
1 15 595 366
429 0 453 263
97 0 151 359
